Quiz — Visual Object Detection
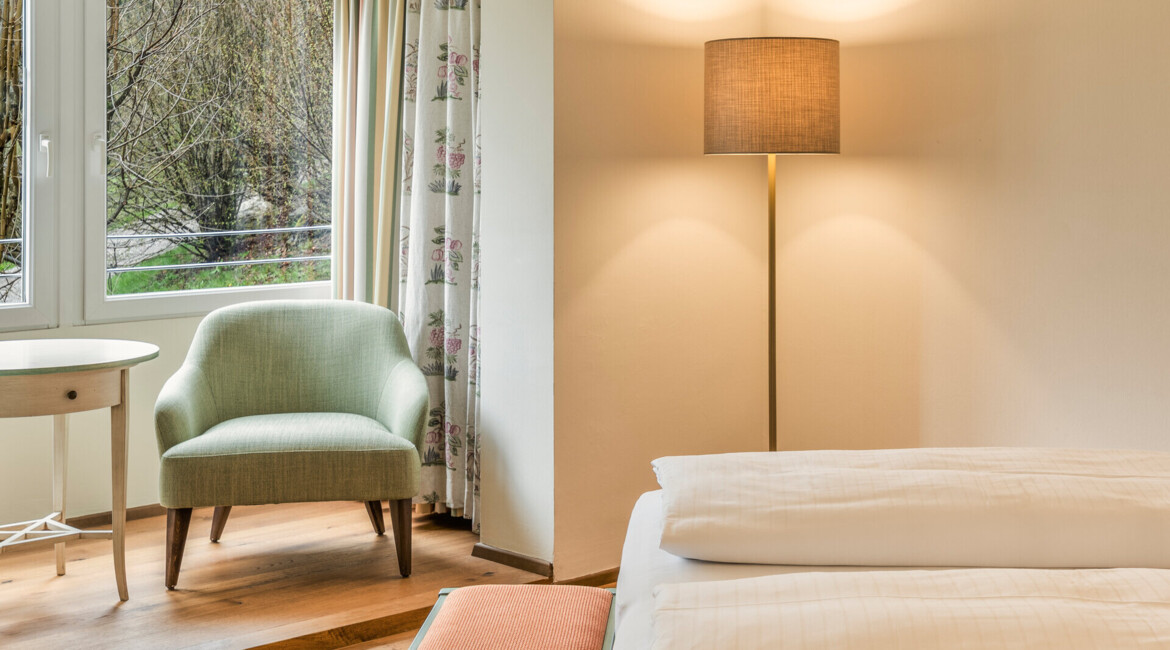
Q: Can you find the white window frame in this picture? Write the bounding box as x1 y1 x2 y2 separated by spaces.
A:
75 1 330 325
0 0 58 333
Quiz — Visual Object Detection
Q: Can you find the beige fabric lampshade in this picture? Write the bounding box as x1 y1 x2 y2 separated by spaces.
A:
705 38 840 154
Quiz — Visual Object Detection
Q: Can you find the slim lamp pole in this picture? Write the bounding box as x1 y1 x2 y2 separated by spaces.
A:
768 154 778 451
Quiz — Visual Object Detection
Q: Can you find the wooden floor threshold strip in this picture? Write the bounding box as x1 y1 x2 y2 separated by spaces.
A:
555 567 620 588
250 605 435 650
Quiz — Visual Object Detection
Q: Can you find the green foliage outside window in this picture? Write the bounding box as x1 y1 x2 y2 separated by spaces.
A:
105 0 333 295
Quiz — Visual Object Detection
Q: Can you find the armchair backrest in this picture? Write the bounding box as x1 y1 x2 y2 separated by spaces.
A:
185 299 414 422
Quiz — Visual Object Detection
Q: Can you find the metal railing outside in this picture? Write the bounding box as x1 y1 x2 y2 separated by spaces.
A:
108 254 331 274
0 237 20 278
2 227 332 278
106 224 330 241
106 225 331 274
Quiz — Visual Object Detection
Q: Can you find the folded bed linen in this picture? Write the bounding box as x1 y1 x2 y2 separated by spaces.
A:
651 568 1170 649
654 447 1170 567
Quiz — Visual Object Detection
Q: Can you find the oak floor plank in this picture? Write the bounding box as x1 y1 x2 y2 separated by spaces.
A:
0 502 541 650
341 631 416 649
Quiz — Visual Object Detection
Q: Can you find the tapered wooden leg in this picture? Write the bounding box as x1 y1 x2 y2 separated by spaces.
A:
365 501 386 535
166 508 193 590
389 499 412 577
111 369 130 601
52 414 69 576
210 506 232 542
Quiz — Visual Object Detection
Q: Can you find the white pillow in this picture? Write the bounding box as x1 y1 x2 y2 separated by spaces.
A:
653 447 1170 567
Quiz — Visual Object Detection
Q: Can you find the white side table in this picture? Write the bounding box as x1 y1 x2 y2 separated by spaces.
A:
0 339 159 601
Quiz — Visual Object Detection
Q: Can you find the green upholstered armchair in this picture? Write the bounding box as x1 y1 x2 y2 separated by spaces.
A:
154 299 428 588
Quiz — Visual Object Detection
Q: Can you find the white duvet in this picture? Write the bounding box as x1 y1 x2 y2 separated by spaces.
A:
652 568 1170 649
653 447 1170 567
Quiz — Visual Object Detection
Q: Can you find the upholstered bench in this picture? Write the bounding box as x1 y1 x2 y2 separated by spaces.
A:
410 585 616 650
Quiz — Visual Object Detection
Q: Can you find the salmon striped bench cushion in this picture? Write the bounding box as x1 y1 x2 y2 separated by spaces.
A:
411 585 616 650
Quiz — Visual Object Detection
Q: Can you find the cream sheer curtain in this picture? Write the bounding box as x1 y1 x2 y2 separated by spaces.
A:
332 0 405 307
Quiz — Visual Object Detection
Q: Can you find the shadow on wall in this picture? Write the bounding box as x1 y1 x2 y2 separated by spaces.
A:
553 1 1054 471
775 34 1014 451
552 31 772 577
555 34 770 466
778 1 1170 451
555 17 1036 454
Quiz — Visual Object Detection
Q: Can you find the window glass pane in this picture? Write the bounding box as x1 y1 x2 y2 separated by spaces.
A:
105 0 331 296
0 0 24 305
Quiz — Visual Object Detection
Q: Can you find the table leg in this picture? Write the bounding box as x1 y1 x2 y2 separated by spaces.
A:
111 369 129 601
52 414 69 576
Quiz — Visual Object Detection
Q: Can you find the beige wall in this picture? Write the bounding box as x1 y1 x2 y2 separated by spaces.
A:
553 0 1170 579
0 318 201 523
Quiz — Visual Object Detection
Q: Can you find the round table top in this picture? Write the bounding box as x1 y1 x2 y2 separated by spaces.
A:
0 339 160 377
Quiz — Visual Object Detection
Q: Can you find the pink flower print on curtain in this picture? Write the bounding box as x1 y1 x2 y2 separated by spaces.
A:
434 38 469 101
426 226 463 285
429 129 466 196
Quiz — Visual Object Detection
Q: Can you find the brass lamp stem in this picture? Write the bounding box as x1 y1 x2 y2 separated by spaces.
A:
768 154 777 452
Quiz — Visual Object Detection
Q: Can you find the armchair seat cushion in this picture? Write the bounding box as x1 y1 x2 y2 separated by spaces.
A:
159 412 421 508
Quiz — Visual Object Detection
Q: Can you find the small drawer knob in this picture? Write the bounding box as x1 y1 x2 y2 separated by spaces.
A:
67 390 78 400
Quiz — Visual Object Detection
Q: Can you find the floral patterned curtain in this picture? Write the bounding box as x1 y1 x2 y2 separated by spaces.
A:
398 0 481 531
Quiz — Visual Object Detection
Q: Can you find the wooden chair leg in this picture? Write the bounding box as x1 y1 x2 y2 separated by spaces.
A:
165 508 193 590
210 506 232 542
365 501 386 535
389 498 412 578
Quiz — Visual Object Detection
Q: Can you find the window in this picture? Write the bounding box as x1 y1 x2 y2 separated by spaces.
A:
0 1 334 331
103 0 332 298
82 0 333 322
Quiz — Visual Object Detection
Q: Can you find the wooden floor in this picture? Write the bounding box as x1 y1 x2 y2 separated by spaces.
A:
0 502 543 649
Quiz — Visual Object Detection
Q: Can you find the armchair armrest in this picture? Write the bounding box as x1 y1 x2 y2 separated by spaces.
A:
155 364 219 455
376 358 430 450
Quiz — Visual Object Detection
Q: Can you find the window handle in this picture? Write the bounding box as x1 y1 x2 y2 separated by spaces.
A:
39 133 52 178
93 133 107 176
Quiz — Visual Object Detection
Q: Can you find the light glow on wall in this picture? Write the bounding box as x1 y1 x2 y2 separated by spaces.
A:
771 0 917 22
622 0 760 23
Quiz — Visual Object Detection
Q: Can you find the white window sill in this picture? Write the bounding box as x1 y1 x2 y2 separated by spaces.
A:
80 281 332 326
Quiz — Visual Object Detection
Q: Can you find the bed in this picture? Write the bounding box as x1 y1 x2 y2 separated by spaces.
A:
614 448 1170 649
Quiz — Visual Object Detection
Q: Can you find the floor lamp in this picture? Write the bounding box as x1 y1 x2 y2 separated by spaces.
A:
704 38 841 451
